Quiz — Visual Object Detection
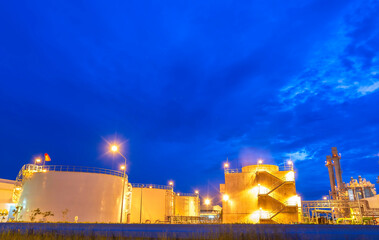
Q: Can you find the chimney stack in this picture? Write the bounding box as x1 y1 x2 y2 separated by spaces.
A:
326 155 337 199
331 147 343 190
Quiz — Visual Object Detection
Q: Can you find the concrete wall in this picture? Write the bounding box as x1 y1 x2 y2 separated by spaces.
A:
221 164 299 224
130 187 173 223
17 171 129 223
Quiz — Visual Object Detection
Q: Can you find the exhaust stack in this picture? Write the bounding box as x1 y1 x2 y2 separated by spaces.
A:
331 147 343 190
326 155 337 199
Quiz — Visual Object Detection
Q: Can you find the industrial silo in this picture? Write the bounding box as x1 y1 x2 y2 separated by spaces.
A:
14 164 131 223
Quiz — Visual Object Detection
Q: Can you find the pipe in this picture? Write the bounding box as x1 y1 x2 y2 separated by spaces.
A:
331 147 343 190
326 155 337 199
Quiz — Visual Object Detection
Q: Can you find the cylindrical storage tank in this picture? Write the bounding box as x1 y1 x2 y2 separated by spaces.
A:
130 184 173 223
16 165 129 223
174 194 200 217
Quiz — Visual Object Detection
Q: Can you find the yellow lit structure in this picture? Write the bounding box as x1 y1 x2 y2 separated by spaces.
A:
130 184 200 223
174 193 200 217
0 178 16 221
130 184 174 223
220 163 300 224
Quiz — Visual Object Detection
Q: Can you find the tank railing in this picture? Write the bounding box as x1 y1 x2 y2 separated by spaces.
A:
225 163 293 174
224 168 241 174
278 163 294 171
131 183 173 190
19 164 125 178
176 193 198 197
255 165 278 173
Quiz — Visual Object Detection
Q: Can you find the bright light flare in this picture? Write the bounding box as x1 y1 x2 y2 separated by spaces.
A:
169 181 174 186
111 145 118 152
285 171 295 181
195 190 199 194
224 163 229 168
204 198 211 205
258 159 263 164
287 160 293 165
120 165 126 170
35 158 41 164
222 194 229 201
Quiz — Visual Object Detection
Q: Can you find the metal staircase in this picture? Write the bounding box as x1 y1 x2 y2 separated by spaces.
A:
256 169 297 223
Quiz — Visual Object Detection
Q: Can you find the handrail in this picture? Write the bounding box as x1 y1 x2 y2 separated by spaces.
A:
16 164 125 179
225 163 293 174
224 168 241 174
278 162 294 171
176 193 198 197
131 183 173 190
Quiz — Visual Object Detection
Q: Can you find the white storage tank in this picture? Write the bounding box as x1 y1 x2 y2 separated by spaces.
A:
14 164 131 223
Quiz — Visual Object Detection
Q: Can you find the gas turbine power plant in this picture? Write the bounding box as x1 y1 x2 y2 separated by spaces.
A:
0 146 378 224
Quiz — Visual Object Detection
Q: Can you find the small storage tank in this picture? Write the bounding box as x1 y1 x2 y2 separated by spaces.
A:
130 184 173 223
15 164 131 223
175 193 200 217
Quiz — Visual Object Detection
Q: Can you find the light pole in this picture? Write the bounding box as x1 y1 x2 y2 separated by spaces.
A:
169 181 174 217
111 145 127 224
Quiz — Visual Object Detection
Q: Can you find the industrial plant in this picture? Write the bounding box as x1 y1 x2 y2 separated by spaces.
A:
0 146 378 225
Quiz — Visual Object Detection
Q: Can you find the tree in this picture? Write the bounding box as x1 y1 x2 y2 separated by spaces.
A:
30 208 42 222
42 211 54 222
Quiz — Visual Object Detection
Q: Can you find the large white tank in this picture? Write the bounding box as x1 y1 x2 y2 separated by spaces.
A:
15 164 131 223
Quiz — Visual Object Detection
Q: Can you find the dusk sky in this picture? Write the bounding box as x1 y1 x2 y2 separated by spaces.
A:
1 0 378 201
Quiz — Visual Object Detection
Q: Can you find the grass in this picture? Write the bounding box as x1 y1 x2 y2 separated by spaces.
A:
1 223 378 240
0 229 291 240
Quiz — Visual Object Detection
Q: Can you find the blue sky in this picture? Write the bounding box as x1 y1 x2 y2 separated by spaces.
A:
0 0 378 200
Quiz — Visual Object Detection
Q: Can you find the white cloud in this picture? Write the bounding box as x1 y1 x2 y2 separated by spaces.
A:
357 81 379 95
285 148 309 162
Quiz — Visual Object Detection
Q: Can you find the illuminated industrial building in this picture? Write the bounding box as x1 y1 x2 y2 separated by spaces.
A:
220 162 300 224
